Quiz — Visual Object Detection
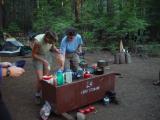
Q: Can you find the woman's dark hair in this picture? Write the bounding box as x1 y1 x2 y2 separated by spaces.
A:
45 30 58 42
65 27 77 36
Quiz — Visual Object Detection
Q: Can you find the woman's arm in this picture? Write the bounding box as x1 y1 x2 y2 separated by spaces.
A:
32 41 49 65
50 44 65 70
50 44 60 54
55 53 65 70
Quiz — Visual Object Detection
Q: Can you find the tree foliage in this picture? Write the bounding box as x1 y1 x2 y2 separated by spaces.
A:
0 0 160 51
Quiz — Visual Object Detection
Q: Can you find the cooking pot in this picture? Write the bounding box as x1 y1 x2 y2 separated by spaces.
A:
94 67 104 75
97 60 108 68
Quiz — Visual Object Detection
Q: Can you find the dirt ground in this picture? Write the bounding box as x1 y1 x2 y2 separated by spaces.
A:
1 51 160 120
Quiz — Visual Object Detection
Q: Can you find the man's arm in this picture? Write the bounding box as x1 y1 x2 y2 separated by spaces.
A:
59 37 68 70
0 62 12 68
77 44 82 53
76 34 83 54
0 65 25 79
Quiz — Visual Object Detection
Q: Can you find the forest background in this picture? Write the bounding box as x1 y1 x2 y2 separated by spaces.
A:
0 0 160 56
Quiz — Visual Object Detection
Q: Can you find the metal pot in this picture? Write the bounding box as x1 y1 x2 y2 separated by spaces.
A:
94 67 104 75
97 60 108 68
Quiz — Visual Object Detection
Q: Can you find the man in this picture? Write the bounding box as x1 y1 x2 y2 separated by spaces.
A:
60 27 83 71
32 30 63 104
0 62 25 120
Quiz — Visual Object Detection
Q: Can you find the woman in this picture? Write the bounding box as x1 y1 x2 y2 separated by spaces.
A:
32 30 63 104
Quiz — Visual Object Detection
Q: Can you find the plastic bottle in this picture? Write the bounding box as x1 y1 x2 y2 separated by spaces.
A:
40 101 51 120
77 68 84 78
65 69 72 83
103 96 110 105
56 69 64 86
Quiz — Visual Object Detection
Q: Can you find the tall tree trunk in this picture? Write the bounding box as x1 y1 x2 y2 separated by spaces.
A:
98 0 104 14
107 0 113 17
74 0 81 23
0 0 5 29
37 0 39 9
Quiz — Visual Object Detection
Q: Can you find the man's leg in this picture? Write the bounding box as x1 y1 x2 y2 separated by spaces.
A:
71 53 81 71
64 55 71 71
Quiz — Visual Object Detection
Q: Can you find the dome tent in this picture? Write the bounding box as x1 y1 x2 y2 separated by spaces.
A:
0 38 30 56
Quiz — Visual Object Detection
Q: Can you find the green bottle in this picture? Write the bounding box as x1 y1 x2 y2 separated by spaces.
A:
56 70 64 86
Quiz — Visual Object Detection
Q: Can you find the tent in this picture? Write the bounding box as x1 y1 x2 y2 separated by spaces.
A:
0 38 31 56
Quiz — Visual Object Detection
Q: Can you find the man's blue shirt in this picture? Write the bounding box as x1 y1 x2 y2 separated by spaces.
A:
60 34 83 55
